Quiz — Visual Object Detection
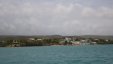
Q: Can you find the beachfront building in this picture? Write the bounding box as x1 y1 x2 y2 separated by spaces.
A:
71 41 80 45
11 40 20 47
90 42 97 45
80 39 90 45
65 37 71 42
28 38 35 41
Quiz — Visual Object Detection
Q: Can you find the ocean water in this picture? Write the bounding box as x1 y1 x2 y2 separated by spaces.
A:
0 45 113 64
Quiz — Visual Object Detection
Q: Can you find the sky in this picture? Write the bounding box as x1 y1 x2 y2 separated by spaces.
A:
0 0 113 36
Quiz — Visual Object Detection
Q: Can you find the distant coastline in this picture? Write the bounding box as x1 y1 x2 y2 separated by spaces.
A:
0 35 113 47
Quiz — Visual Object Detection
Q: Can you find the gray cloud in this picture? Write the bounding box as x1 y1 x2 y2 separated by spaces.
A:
0 1 113 35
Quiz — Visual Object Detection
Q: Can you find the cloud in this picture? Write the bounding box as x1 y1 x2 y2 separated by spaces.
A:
0 1 113 35
81 6 113 18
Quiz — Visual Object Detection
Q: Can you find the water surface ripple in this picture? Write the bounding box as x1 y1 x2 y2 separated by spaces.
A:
0 45 113 64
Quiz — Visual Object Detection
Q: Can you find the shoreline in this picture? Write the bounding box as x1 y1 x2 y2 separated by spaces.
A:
0 44 113 48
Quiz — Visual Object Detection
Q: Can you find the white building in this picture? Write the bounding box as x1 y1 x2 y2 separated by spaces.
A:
71 41 80 45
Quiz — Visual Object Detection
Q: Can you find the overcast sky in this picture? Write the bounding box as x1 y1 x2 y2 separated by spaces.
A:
0 0 113 35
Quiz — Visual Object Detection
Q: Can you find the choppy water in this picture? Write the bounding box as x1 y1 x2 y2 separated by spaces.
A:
0 45 113 64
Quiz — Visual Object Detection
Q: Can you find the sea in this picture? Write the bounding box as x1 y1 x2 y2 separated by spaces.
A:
0 45 113 64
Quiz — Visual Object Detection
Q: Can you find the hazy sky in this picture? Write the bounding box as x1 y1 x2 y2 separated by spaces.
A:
0 0 113 35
